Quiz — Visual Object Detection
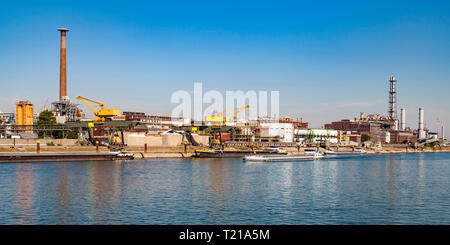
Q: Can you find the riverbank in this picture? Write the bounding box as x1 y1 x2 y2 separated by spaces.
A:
0 145 449 161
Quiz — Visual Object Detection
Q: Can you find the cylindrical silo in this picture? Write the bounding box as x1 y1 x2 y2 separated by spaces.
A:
418 108 425 139
400 108 406 130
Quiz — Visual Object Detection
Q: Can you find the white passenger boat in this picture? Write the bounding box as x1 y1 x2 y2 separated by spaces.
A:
324 149 367 155
243 152 323 162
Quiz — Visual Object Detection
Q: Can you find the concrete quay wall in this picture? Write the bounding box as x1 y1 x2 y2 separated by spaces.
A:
0 138 78 146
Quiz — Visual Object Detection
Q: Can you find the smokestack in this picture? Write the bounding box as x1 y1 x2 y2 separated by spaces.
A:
400 108 406 130
388 75 397 120
58 28 69 101
418 107 425 139
442 125 445 140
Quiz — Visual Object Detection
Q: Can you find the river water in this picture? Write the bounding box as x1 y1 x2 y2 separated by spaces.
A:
0 152 449 224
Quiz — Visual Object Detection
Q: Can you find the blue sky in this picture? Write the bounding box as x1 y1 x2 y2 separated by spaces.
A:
1 0 449 132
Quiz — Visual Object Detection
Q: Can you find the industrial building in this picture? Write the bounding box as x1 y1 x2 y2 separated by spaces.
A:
122 111 185 132
324 119 382 143
294 128 339 144
323 76 428 145
0 112 14 125
390 130 417 144
258 122 294 143
52 97 83 123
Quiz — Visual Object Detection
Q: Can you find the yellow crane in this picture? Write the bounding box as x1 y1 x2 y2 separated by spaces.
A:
205 105 250 126
76 95 120 122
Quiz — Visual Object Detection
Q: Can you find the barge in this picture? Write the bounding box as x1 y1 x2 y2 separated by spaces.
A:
193 148 288 158
0 152 134 163
244 152 323 162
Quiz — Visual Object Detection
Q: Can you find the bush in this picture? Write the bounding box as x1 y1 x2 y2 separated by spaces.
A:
46 141 55 146
361 134 370 142
426 141 439 147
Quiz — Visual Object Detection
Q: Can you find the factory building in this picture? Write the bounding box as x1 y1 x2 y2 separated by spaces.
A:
324 117 420 144
256 118 304 140
381 131 391 144
52 97 83 123
323 76 434 146
428 132 438 140
294 128 339 144
341 132 362 145
324 119 382 143
289 118 308 129
0 112 14 125
0 113 14 138
217 117 308 143
122 111 185 132
390 130 417 143
258 122 294 143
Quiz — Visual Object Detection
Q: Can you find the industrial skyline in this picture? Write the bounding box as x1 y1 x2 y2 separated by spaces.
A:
1 1 450 234
0 0 449 132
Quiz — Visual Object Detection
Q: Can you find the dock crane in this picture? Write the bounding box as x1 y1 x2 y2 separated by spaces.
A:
205 105 250 127
205 105 250 147
75 95 124 148
75 95 120 122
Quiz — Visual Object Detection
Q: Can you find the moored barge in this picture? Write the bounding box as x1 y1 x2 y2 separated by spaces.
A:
193 148 288 158
0 152 134 163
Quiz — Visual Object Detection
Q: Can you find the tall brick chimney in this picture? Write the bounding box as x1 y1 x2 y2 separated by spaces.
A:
57 28 69 101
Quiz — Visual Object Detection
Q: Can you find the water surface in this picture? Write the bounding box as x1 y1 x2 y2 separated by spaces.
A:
0 152 449 224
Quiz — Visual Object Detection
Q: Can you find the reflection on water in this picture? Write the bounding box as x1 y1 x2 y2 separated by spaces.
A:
14 164 35 224
201 159 228 198
56 164 71 224
0 152 449 224
89 162 121 224
418 153 425 189
385 154 396 209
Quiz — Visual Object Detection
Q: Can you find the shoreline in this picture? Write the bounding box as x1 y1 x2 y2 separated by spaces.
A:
0 145 449 162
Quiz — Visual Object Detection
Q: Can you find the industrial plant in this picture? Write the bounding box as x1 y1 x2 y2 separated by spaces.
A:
0 28 447 156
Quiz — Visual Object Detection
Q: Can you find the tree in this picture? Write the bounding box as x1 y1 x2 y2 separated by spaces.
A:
66 130 78 139
36 110 79 139
37 110 56 138
361 134 370 142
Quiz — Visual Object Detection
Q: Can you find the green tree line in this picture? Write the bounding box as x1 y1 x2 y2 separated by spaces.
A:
36 110 78 139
